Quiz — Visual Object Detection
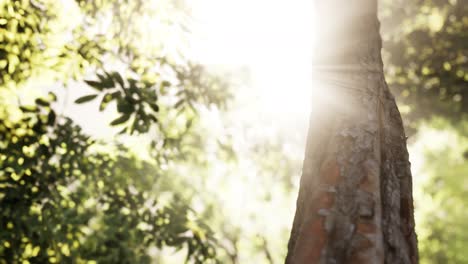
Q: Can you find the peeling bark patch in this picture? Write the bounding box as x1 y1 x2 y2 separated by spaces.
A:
320 159 341 185
356 220 377 234
360 159 379 192
349 234 374 263
351 234 373 253
358 190 374 218
317 192 335 209
292 216 328 263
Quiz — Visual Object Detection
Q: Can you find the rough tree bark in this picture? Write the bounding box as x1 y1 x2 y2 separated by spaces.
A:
285 0 418 263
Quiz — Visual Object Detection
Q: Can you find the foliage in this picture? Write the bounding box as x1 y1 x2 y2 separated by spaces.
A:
75 65 229 135
0 96 217 263
151 99 307 263
0 0 56 87
410 123 468 264
381 0 468 123
0 0 230 113
0 0 228 263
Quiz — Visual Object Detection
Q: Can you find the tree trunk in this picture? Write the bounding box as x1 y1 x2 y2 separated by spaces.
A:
285 0 418 263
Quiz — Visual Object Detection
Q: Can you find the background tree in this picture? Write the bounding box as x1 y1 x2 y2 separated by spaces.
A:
381 0 468 125
0 0 228 263
381 1 468 263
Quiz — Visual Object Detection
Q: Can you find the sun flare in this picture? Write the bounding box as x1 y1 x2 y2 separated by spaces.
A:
190 0 319 116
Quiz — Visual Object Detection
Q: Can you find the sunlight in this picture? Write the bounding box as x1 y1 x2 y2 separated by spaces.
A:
56 0 320 139
190 0 318 116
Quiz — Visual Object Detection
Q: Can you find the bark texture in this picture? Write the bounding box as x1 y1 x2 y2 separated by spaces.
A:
285 1 418 263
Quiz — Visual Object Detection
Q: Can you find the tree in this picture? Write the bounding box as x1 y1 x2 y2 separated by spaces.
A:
286 0 418 263
0 0 228 263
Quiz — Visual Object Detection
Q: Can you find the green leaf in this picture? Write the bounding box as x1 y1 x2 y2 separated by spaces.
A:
148 114 158 123
128 78 138 89
99 97 109 111
75 94 98 104
48 92 57 102
35 98 50 107
161 80 171 87
84 80 104 91
117 127 127 135
47 111 56 126
117 99 134 113
99 92 120 111
174 99 184 108
19 105 38 113
86 73 115 90
111 72 125 87
110 114 131 126
149 103 159 112
97 73 106 82
101 72 115 88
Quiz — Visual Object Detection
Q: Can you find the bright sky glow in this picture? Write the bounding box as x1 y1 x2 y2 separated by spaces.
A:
190 0 318 115
191 0 317 64
58 0 319 139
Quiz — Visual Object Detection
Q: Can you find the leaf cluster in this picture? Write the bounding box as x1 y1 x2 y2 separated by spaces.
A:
381 0 468 122
0 95 218 263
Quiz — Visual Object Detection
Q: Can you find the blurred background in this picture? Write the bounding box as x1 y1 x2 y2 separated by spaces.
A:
0 0 466 263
